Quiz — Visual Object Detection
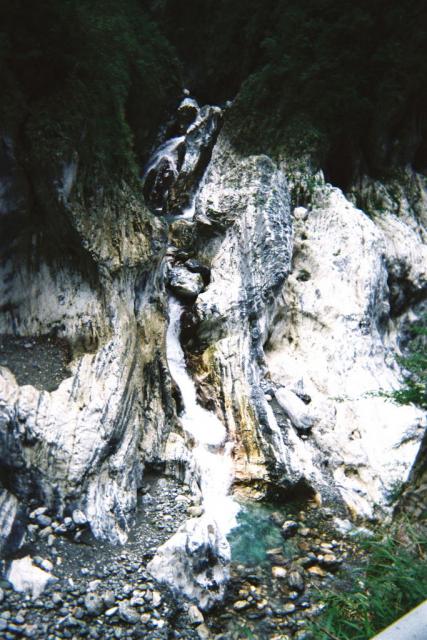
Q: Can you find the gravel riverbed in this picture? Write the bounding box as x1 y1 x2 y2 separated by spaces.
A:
0 474 367 640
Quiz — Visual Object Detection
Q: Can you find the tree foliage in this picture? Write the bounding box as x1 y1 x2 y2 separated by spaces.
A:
152 0 427 187
0 0 181 186
2 1 426 192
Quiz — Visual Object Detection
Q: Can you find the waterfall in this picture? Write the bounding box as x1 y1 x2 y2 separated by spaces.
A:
147 298 238 609
166 296 238 533
142 96 222 218
145 97 236 609
143 135 185 181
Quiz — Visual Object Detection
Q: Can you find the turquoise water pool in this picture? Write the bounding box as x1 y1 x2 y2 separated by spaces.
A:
228 501 298 565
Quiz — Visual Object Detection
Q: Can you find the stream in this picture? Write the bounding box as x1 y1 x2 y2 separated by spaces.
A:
166 296 239 534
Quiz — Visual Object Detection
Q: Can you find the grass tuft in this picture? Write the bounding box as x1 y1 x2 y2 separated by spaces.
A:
311 523 427 640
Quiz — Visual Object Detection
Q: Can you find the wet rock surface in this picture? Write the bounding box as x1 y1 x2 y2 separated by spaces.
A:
1 93 426 639
143 98 222 217
168 266 204 300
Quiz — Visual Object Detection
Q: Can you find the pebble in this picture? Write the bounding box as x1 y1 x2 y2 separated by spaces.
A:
282 603 296 614
72 510 87 526
0 473 355 640
272 566 287 579
51 593 63 606
196 624 211 639
307 565 326 577
74 606 84 619
118 602 140 624
102 591 116 608
84 593 104 616
281 521 299 539
30 507 47 519
333 517 353 534
288 569 305 593
152 590 162 607
300 554 317 567
87 580 101 592
0 588 4 604
36 515 52 528
39 558 54 572
320 553 341 569
53 523 68 534
188 605 204 625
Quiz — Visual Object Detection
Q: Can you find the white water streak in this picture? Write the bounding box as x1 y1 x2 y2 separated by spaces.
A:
143 136 185 180
166 297 238 533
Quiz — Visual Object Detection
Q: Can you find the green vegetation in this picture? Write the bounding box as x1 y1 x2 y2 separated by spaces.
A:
1 1 426 255
228 0 427 186
0 0 180 189
392 316 427 410
2 1 426 196
311 524 427 640
152 0 427 187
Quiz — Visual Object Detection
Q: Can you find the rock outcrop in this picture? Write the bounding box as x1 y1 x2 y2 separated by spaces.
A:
0 98 426 608
147 516 230 611
0 171 175 544
162 125 426 518
188 136 300 497
266 184 427 517
143 98 222 216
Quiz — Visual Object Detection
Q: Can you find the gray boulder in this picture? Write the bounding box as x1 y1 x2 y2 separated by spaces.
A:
169 266 204 299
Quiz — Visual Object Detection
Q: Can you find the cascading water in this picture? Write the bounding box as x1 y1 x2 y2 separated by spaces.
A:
142 96 222 218
143 136 185 181
142 135 185 214
147 297 239 610
145 95 240 609
167 296 239 532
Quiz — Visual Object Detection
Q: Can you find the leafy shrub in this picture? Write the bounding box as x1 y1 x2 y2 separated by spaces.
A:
393 316 427 410
154 0 427 186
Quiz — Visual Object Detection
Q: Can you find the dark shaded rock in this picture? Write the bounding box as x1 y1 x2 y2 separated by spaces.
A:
281 520 299 539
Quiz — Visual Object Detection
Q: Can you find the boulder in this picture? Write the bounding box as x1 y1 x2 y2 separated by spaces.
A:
148 516 230 611
169 266 204 299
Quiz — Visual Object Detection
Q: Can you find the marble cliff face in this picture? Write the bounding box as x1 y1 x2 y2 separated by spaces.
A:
0 99 426 603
